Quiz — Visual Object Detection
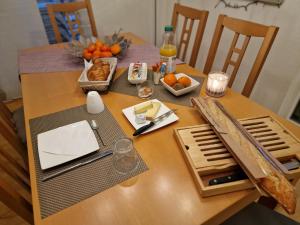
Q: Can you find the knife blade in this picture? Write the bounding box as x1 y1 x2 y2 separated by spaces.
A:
133 109 176 136
42 149 113 182
208 159 300 186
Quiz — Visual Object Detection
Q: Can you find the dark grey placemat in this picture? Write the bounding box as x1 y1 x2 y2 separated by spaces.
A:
29 105 148 218
110 70 204 106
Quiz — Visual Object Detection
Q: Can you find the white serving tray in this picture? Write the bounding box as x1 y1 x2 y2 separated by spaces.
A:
128 62 147 84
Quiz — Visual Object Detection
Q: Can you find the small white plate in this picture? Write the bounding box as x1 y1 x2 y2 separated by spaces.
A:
128 62 147 84
160 73 200 96
37 120 99 170
122 99 179 134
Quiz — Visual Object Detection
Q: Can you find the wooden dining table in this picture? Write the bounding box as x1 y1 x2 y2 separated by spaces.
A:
21 32 300 225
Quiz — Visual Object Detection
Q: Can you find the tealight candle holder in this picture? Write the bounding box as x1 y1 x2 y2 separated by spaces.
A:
206 72 229 97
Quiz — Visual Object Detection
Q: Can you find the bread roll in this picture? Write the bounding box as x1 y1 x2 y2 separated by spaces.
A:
87 62 110 81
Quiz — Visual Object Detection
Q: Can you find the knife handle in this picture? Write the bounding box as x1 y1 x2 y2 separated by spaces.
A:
133 122 155 136
208 171 247 186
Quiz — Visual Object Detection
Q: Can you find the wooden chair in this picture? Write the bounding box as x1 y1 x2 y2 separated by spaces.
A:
203 15 279 97
47 0 97 43
0 120 32 224
171 3 209 67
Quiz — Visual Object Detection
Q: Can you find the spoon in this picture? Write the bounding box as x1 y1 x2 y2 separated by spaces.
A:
90 120 106 147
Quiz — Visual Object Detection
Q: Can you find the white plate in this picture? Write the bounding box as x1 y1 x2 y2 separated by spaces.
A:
160 73 200 96
122 99 179 134
128 62 147 84
37 120 99 170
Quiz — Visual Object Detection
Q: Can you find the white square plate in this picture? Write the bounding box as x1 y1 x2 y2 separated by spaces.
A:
122 99 179 134
37 120 99 170
160 73 200 96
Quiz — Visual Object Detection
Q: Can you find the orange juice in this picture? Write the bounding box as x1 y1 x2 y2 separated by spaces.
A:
160 26 177 73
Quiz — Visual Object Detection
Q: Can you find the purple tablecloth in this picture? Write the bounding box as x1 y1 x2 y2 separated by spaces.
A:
18 43 183 74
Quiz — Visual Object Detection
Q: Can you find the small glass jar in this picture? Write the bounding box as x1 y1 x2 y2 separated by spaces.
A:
206 72 229 97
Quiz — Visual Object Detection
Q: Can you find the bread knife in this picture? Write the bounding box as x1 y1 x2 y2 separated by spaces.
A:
208 159 300 186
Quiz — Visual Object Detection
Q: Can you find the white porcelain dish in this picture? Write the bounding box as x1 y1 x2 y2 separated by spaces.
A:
37 120 99 170
128 62 147 84
160 73 200 96
122 99 179 134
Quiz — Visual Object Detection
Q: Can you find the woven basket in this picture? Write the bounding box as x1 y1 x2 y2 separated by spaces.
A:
78 58 117 93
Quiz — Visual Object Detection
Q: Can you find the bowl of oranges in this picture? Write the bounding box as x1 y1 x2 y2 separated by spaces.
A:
67 30 131 62
160 73 200 96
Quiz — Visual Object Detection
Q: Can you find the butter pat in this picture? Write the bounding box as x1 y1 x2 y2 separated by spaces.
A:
134 101 153 114
146 102 161 120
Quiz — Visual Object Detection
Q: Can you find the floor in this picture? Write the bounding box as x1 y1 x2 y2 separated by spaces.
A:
1 99 300 225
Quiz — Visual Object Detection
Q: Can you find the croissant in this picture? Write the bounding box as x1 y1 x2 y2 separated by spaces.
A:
87 62 110 81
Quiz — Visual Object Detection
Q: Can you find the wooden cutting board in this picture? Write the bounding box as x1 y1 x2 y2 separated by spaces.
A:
174 116 300 197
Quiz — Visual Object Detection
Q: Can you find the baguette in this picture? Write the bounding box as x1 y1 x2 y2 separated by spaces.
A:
192 97 296 214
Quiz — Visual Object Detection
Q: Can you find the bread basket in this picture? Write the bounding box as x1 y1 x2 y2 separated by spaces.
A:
78 58 117 93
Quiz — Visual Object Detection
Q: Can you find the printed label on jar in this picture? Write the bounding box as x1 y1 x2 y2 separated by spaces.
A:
160 56 176 73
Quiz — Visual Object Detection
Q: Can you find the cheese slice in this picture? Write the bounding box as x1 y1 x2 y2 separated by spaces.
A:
145 102 161 120
134 101 153 114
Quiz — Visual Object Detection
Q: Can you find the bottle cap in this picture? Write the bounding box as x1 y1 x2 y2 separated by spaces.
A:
164 25 173 32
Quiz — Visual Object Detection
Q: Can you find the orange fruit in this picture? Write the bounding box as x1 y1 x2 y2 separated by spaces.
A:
82 48 89 56
111 43 121 55
83 51 92 60
178 76 191 87
100 45 110 52
164 73 177 86
103 52 112 57
88 43 96 52
95 40 103 49
92 50 101 59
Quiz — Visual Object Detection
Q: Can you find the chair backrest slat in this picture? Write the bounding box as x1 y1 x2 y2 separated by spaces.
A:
47 0 97 43
171 3 208 67
203 14 279 97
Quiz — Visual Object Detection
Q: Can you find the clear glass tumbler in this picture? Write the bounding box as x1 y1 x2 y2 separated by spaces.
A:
113 138 139 174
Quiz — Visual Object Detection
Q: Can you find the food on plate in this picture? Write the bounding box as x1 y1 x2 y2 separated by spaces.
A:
134 101 153 114
111 43 122 55
172 83 185 91
164 73 177 86
135 114 146 124
87 61 110 81
130 63 142 80
145 102 161 120
178 76 191 87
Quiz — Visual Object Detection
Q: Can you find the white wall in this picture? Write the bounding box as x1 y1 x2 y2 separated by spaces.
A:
90 0 155 44
0 0 48 99
157 0 300 113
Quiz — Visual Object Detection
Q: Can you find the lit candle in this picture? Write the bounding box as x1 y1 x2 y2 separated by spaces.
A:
206 72 229 97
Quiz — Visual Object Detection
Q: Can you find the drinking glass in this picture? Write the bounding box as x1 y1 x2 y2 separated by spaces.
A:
136 80 154 99
113 138 139 174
